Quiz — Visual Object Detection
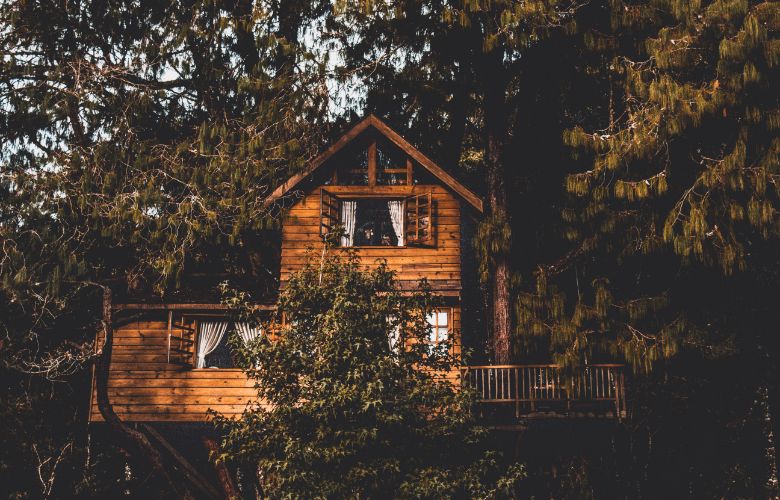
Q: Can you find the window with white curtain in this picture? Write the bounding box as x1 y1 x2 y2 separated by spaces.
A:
340 198 404 247
195 320 263 369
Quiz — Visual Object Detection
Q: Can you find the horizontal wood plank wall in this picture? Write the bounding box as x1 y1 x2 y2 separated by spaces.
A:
91 311 464 422
280 185 462 291
90 320 263 422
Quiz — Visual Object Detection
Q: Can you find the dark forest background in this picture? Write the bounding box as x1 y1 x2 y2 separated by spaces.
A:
1 0 779 497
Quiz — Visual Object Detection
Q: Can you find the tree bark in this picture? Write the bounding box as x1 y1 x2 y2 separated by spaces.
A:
203 437 239 499
95 288 195 500
483 53 513 364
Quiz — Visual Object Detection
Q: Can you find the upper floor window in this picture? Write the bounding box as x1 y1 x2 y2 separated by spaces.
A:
345 198 401 246
321 190 432 247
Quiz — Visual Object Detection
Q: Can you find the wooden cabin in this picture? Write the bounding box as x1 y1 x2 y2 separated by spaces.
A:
90 115 625 425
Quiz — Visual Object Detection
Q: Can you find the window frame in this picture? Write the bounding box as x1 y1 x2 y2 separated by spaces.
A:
333 138 414 187
340 196 407 248
320 190 435 249
426 307 453 350
188 315 263 371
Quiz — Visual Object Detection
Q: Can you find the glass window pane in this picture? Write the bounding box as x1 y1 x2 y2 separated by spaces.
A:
348 199 399 247
428 327 438 344
377 141 407 185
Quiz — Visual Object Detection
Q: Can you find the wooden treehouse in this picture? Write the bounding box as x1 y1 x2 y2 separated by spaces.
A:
90 115 626 426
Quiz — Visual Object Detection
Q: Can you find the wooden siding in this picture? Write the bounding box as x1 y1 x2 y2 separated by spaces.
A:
280 185 462 291
91 310 463 422
89 320 263 422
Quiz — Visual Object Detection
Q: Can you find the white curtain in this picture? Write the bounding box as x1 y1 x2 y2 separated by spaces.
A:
341 201 357 247
387 316 400 353
235 322 262 345
387 200 404 246
196 321 228 368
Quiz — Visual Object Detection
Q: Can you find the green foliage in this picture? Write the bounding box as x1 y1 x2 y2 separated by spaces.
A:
0 0 328 300
566 0 780 275
0 1 328 496
213 254 525 498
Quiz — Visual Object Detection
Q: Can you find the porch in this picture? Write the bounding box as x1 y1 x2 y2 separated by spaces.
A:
460 364 627 420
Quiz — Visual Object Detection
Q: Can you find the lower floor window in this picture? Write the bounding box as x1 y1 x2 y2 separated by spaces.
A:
426 309 451 352
195 320 262 368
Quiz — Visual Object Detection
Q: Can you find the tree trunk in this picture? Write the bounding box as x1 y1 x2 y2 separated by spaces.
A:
95 288 195 500
203 437 239 499
483 54 512 364
765 346 780 494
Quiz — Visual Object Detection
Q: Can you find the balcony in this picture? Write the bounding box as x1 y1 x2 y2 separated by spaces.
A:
460 364 627 420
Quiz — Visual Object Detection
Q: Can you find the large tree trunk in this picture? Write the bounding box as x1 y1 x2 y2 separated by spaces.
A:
765 345 780 494
95 288 195 500
483 54 512 364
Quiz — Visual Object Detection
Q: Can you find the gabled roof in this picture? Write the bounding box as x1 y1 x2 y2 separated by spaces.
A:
264 115 483 212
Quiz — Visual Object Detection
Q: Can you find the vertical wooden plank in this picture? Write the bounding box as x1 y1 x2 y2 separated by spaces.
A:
167 310 172 364
368 140 377 187
415 195 420 242
406 157 413 185
481 370 485 399
521 366 526 401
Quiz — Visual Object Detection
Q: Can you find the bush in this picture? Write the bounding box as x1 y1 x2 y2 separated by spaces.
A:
213 252 524 498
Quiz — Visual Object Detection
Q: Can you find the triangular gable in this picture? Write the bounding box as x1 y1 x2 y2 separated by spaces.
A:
264 115 484 212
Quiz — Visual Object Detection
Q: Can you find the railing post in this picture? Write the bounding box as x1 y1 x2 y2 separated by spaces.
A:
618 369 626 420
514 367 520 419
529 367 536 412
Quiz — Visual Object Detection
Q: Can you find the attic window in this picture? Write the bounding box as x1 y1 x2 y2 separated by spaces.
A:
335 138 412 186
376 141 410 185
338 145 369 186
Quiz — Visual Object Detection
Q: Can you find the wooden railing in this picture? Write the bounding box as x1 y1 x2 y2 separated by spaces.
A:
460 364 626 419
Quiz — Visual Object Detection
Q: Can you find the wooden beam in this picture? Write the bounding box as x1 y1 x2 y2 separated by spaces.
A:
263 114 484 212
114 303 276 312
406 157 413 185
142 424 222 500
368 139 377 187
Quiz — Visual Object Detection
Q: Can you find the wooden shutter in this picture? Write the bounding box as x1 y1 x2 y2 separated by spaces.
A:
319 188 341 240
166 311 195 367
405 191 433 245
